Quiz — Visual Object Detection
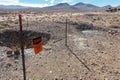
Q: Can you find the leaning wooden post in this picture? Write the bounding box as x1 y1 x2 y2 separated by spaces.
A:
19 14 26 80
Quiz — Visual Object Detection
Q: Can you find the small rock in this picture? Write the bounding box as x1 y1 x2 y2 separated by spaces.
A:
35 63 38 65
5 63 12 68
43 46 51 50
49 70 52 73
14 50 20 60
68 65 70 67
6 51 13 58
14 68 18 71
55 78 58 80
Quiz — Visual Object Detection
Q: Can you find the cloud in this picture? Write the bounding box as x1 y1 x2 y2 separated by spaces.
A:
0 0 19 5
50 0 55 4
0 0 52 7
61 0 73 3
19 3 50 7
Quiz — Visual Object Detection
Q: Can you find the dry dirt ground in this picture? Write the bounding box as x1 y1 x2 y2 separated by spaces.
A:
0 11 120 80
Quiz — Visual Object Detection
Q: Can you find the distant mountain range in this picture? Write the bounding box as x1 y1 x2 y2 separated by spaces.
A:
73 2 99 10
0 2 119 11
41 3 119 11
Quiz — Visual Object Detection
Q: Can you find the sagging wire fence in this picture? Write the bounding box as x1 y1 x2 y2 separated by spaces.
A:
0 14 93 72
64 18 92 71
64 14 119 71
1 13 118 76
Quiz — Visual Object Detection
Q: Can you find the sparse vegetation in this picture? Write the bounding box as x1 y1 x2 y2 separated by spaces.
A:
0 10 120 80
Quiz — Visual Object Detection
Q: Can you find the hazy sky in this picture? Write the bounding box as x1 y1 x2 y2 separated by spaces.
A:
0 0 119 7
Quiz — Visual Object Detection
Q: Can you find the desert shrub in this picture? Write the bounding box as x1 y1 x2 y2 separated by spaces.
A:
109 25 120 28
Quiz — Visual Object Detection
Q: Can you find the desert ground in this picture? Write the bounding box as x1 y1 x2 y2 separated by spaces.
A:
0 11 120 80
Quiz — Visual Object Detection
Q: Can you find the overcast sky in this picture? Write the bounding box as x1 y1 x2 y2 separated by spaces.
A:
0 0 119 7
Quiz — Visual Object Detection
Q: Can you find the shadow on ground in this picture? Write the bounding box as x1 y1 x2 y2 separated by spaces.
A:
0 30 51 49
75 23 108 31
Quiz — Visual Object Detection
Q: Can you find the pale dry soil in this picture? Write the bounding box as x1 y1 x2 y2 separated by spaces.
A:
0 12 120 80
0 27 120 80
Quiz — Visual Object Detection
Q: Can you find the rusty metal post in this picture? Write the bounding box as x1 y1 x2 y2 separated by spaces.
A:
19 14 26 80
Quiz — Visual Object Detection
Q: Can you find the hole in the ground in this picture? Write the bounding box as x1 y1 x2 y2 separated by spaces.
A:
0 30 51 49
